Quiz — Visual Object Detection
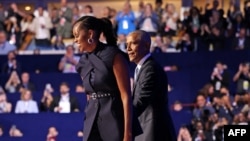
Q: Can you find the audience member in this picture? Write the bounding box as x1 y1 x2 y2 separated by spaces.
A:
33 6 53 49
77 130 84 137
116 1 136 40
9 125 23 137
80 5 94 17
5 3 25 49
0 89 12 113
14 89 39 113
50 82 79 113
177 125 192 141
5 71 21 93
0 125 3 137
56 0 73 39
39 84 54 112
46 126 58 141
17 72 36 92
210 61 230 92
193 94 215 122
176 32 194 52
231 27 250 50
161 4 178 36
20 13 35 50
137 3 159 36
75 84 85 93
233 62 250 105
1 51 21 74
0 30 16 55
58 45 79 73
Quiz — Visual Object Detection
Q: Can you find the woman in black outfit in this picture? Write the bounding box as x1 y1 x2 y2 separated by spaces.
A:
73 16 133 141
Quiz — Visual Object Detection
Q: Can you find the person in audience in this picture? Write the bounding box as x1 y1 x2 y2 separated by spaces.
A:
193 94 215 122
46 126 58 141
137 3 159 36
0 30 16 55
75 84 85 93
210 116 228 141
57 0 73 39
176 32 194 52
17 72 36 92
33 6 53 49
74 16 135 141
177 125 192 141
14 89 39 113
233 62 250 105
232 112 248 125
199 83 215 104
20 13 35 50
210 61 230 92
212 87 234 123
5 3 25 49
0 3 6 31
0 125 3 137
50 82 79 113
72 5 80 25
161 3 179 36
58 45 80 73
77 130 84 137
1 50 21 74
231 14 246 37
49 7 60 41
191 120 213 141
80 5 94 17
9 125 23 137
231 27 250 50
5 71 21 93
207 25 226 51
116 1 136 41
0 89 12 113
39 88 54 112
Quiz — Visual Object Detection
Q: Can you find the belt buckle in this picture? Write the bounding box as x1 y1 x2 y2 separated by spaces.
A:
91 93 97 100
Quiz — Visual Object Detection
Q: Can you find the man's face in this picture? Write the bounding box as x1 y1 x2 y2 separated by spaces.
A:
126 34 146 64
21 73 29 83
60 85 69 95
0 32 6 44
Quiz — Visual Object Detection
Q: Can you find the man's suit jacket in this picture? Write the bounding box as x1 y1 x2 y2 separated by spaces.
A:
50 95 79 113
17 82 36 92
231 37 250 50
132 56 177 141
1 61 21 74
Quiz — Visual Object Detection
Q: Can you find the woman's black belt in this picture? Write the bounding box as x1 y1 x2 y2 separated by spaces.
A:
89 92 113 100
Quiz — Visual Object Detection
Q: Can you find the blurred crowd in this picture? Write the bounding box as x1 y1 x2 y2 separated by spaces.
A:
0 0 250 54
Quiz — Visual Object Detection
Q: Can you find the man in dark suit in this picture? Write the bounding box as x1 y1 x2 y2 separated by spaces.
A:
50 82 79 113
17 72 36 92
1 51 21 74
126 30 176 141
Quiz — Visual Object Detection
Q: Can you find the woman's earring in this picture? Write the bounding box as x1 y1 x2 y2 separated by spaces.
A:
87 38 93 44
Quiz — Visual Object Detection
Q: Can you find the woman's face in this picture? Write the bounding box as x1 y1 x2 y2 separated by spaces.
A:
73 23 90 52
23 91 31 100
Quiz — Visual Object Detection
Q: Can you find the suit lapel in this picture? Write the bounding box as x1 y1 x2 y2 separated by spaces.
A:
132 57 153 96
